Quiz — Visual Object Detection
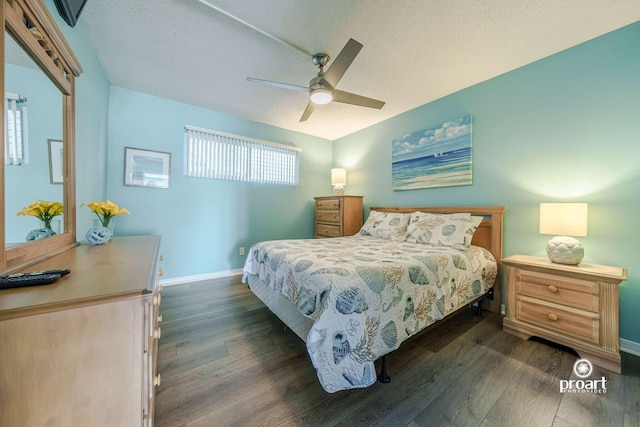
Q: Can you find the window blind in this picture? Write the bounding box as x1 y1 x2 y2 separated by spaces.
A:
184 125 301 186
5 93 29 165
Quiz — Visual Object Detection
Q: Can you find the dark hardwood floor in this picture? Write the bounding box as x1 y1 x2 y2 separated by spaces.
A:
155 276 640 427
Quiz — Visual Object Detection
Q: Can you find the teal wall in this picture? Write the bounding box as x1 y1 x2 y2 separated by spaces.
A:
105 87 332 278
12 1 331 281
332 22 640 343
43 0 112 234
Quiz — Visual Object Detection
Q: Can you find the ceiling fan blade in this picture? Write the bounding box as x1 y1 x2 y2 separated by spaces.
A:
300 101 317 122
322 38 363 88
246 77 308 92
333 89 385 109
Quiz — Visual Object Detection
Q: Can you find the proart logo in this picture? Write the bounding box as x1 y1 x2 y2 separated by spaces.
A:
559 359 607 394
574 359 592 378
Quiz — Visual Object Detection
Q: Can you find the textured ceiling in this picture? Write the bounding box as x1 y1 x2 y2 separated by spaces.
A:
79 0 639 141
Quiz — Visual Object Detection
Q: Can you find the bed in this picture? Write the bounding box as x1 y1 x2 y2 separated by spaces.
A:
242 206 505 392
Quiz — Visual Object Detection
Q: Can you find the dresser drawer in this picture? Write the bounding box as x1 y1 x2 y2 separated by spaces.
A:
316 223 341 237
516 270 599 312
316 198 341 210
516 296 599 345
316 210 341 224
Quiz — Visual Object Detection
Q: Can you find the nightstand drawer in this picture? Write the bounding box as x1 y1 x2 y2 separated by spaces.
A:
516 270 599 312
316 198 340 210
516 296 599 345
316 223 341 237
316 210 341 224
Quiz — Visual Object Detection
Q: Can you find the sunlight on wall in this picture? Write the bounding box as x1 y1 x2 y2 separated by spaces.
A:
509 155 638 199
333 141 369 170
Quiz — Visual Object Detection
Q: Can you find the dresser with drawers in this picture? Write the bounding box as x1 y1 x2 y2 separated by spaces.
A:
503 254 626 373
0 236 163 426
314 196 363 238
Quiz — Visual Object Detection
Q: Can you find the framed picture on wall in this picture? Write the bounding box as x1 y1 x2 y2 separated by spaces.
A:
391 115 473 190
124 147 171 189
48 139 64 184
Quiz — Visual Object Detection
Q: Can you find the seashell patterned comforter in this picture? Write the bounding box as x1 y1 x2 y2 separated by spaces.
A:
242 235 497 392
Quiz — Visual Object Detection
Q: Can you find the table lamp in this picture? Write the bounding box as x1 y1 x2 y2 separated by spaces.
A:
331 168 346 195
539 203 588 265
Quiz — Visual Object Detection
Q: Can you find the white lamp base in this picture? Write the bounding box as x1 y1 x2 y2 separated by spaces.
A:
546 236 584 265
332 185 344 196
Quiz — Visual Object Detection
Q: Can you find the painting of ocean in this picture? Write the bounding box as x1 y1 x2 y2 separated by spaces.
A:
392 116 472 190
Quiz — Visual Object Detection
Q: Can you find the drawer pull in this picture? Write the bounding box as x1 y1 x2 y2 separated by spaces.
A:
548 313 558 321
547 285 558 293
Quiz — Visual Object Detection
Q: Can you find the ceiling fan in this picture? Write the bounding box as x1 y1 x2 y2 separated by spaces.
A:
247 39 385 122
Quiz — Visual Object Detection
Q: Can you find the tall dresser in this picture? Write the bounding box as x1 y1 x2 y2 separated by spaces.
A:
314 196 364 238
0 236 163 426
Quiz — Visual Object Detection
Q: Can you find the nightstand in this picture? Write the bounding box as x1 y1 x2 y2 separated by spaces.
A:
503 255 627 373
314 196 363 238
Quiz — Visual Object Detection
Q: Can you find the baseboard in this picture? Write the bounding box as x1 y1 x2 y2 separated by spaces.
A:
160 268 243 286
621 338 640 357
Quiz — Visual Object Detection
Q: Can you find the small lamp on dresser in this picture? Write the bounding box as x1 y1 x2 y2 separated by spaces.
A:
539 202 588 265
331 168 346 195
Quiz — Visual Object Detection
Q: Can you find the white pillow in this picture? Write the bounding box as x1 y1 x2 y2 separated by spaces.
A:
404 212 483 250
359 211 411 240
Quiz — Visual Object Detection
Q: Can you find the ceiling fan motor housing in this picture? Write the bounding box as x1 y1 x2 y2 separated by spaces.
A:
312 53 330 69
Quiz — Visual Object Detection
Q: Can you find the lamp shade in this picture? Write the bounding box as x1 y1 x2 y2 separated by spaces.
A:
539 203 588 237
331 168 346 185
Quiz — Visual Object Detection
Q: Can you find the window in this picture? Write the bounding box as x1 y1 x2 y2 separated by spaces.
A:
184 125 301 186
5 93 29 165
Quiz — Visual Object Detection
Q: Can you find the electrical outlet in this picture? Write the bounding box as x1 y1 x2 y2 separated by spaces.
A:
239 247 245 256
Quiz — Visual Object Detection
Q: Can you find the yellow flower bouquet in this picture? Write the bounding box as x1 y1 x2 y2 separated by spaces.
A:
82 200 129 228
17 200 64 230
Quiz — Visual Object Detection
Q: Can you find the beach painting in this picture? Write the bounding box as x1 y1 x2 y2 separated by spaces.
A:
392 116 472 190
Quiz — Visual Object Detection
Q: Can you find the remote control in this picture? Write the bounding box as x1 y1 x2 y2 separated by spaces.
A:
26 269 71 277
0 273 62 290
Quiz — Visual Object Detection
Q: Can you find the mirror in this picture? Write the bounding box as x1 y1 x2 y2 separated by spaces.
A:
1 0 82 272
5 31 64 246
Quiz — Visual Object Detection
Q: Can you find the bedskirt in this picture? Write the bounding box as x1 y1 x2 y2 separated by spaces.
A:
247 272 314 340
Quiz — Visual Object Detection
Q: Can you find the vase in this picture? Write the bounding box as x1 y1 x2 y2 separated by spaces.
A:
26 227 56 241
86 226 112 245
93 218 116 237
25 219 59 241
41 219 61 234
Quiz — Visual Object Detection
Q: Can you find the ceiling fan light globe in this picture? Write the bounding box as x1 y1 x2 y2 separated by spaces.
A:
310 88 333 105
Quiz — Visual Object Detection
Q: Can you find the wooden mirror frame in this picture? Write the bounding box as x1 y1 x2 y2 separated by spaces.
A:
1 0 82 273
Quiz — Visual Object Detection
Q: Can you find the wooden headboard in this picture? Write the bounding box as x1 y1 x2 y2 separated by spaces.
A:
369 206 506 313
